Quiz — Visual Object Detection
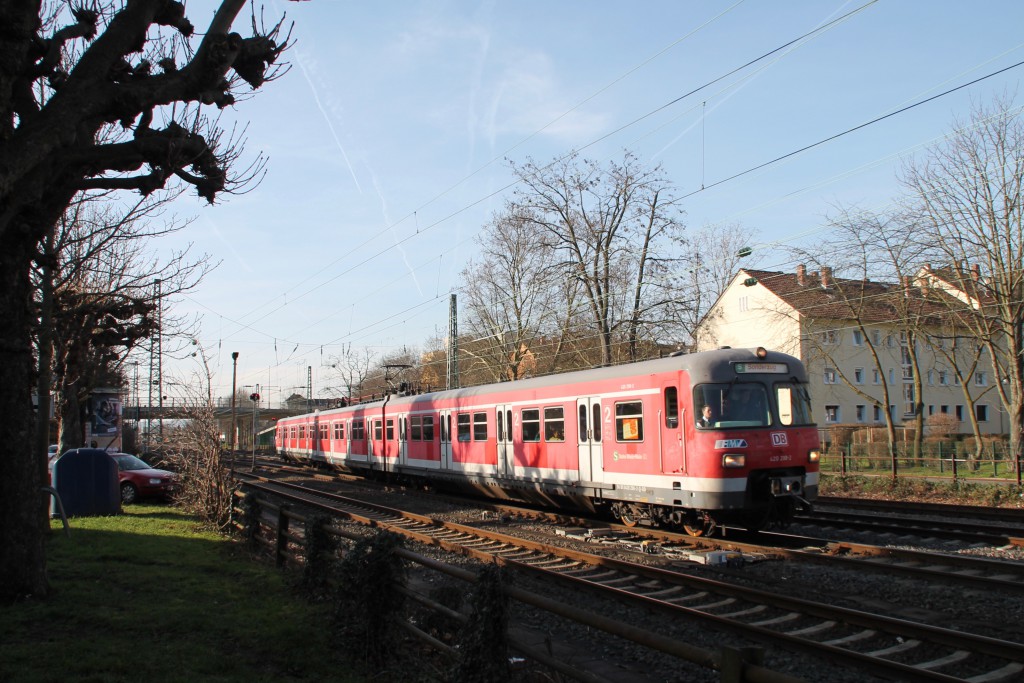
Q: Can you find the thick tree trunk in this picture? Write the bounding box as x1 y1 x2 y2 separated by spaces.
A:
0 241 49 600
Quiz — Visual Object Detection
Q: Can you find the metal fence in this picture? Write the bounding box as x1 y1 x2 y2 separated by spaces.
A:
820 439 1022 484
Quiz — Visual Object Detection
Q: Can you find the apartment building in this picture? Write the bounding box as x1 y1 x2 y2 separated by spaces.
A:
695 265 1006 436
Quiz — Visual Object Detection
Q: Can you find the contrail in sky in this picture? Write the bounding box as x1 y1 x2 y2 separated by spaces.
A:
294 47 363 194
370 170 424 297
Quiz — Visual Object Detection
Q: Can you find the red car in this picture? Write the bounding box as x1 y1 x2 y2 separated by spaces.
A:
112 453 176 504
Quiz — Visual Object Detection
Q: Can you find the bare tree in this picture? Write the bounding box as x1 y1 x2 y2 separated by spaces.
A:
900 95 1024 472
460 207 559 382
509 151 686 366
36 198 212 456
1 1 292 600
672 221 760 347
325 346 378 404
152 345 234 528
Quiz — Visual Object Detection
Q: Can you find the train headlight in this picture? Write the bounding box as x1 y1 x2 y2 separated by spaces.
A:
808 449 821 463
722 453 746 469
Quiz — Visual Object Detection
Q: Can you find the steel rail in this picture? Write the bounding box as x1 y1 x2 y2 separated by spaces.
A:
239 474 1024 683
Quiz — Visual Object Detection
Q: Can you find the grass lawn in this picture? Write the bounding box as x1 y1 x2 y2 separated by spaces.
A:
1 505 363 683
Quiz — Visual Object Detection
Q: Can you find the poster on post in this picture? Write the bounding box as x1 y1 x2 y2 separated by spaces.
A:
88 390 122 452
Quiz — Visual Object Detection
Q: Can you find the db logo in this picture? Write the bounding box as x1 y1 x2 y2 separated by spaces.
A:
771 432 788 446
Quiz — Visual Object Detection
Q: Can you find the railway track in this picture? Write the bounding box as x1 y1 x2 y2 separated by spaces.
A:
236 471 1024 683
253 458 1024 598
792 509 1024 547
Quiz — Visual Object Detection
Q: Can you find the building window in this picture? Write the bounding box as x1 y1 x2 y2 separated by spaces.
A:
927 370 934 386
825 405 840 423
854 368 864 384
873 405 882 421
856 405 866 422
903 385 915 416
888 368 895 383
975 371 987 386
872 329 882 346
738 296 749 312
852 330 864 346
976 404 989 422
928 405 935 415
940 405 949 414
939 370 948 386
820 329 838 345
955 405 964 421
823 367 837 384
872 369 881 385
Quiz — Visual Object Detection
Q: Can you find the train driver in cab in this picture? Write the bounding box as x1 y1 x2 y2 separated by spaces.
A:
697 404 714 428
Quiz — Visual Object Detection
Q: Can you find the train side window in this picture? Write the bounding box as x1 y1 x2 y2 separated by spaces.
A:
615 401 644 442
457 413 471 442
473 412 487 441
373 421 383 440
578 405 588 441
544 407 565 441
423 415 435 441
441 414 450 442
497 410 504 441
351 420 365 440
664 387 679 428
592 404 602 442
522 409 541 442
386 419 395 440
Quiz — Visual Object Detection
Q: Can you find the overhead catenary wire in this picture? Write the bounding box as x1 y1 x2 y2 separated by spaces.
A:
187 9 1024 394
202 2 877 347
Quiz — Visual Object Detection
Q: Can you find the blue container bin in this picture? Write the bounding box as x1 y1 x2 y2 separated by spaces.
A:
49 448 121 517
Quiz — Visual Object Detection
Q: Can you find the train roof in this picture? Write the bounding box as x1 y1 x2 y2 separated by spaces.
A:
280 347 806 423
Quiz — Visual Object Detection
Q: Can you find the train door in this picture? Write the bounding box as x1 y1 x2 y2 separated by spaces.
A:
398 414 408 464
495 404 514 477
661 384 684 474
439 409 452 469
576 397 602 482
371 418 383 466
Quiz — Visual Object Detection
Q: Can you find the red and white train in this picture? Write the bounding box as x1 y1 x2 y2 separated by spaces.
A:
275 346 820 536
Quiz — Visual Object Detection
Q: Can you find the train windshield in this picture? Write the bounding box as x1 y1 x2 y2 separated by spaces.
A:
774 381 814 426
693 382 771 428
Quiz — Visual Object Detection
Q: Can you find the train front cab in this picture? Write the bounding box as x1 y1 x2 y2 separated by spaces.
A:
689 351 820 531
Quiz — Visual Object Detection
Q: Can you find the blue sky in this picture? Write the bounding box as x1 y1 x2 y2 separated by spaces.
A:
157 0 1024 404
